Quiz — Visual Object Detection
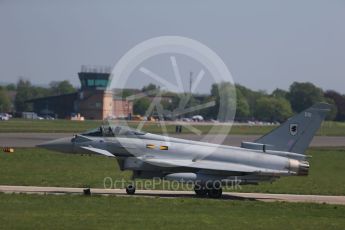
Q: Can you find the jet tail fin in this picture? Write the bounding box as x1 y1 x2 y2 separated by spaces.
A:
254 102 331 154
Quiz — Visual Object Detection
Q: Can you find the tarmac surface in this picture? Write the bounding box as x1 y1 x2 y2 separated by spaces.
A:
0 132 344 147
1 185 345 205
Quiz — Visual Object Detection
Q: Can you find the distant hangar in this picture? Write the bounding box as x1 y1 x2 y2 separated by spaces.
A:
26 66 133 120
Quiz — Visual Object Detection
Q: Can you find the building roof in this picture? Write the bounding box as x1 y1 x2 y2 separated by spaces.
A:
25 92 78 103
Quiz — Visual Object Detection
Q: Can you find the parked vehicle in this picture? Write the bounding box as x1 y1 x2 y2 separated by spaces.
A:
192 115 204 122
22 112 38 119
43 115 55 120
0 113 10 120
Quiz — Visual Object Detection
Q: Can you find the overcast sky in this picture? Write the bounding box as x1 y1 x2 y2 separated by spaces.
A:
0 0 344 93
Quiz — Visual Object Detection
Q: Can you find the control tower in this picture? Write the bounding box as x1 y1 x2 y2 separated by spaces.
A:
78 65 112 90
77 65 114 120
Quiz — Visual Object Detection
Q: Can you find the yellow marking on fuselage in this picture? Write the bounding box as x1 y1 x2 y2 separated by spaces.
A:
146 144 156 149
160 146 169 150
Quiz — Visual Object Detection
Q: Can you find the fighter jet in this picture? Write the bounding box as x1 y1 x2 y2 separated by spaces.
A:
38 103 331 198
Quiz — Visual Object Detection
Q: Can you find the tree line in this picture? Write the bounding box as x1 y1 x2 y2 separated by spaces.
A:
0 79 344 122
133 82 345 122
0 79 76 113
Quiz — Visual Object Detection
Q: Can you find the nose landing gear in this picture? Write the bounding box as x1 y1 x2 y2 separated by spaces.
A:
126 184 136 195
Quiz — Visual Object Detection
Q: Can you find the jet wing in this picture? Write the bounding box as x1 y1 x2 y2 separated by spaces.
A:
81 146 115 157
141 158 290 175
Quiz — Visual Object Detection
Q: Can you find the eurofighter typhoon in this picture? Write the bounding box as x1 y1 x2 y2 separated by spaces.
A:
38 103 330 198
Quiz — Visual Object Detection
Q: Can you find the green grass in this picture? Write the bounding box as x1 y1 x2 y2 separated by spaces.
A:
0 193 345 230
240 147 345 195
0 119 345 135
0 119 103 133
0 148 130 188
1 148 345 195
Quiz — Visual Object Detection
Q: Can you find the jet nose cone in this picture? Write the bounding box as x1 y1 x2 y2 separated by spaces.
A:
37 137 74 153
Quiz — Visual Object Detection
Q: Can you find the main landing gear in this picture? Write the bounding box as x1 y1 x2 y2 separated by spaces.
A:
194 183 223 199
194 184 208 196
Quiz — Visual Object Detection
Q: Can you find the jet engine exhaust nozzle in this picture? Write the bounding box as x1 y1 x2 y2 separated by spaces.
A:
289 159 310 176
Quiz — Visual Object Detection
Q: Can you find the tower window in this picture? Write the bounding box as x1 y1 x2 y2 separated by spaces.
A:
87 79 95 86
95 79 108 87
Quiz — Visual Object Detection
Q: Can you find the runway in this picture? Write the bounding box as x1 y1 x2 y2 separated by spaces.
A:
1 185 345 205
1 133 345 147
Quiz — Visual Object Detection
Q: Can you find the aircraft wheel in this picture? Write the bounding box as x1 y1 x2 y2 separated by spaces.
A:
126 184 136 195
207 187 222 199
194 185 208 196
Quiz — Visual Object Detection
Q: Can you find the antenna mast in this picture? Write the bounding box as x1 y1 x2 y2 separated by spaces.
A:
189 71 193 93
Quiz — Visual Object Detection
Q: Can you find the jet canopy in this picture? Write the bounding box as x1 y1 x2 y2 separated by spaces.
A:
81 125 146 137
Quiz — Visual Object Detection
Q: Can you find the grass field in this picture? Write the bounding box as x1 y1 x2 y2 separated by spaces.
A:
1 193 345 230
1 147 345 195
0 119 345 135
1 148 345 229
